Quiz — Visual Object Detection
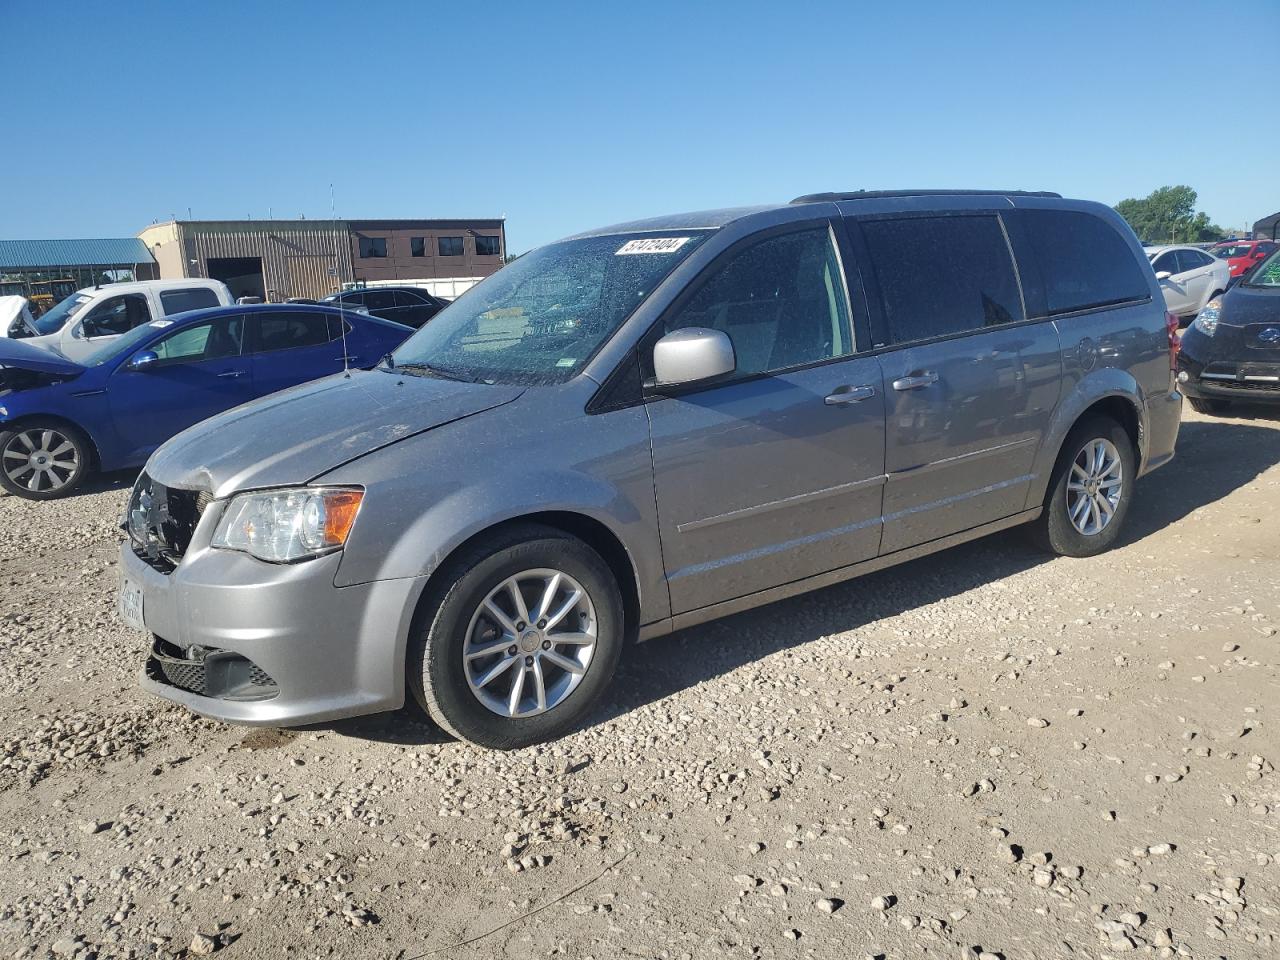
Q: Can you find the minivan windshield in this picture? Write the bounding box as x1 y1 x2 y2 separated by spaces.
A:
391 231 710 384
1243 249 1280 288
32 293 91 335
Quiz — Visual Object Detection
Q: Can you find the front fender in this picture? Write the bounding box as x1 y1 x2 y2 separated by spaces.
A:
322 399 666 620
1023 367 1145 511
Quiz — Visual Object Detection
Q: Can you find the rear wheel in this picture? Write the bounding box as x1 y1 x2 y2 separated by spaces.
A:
0 419 93 500
1031 416 1135 557
409 524 624 749
1188 397 1231 415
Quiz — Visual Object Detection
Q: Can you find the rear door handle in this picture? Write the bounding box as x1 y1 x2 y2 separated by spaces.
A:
336 355 361 363
824 384 876 405
892 371 939 391
217 370 244 379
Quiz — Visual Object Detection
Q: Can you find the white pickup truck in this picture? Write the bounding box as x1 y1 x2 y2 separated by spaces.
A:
20 278 233 361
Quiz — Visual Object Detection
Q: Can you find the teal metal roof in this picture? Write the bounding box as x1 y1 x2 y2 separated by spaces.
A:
0 238 154 270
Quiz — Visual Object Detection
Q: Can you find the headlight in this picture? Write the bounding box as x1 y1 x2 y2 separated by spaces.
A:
1192 299 1221 337
212 487 363 562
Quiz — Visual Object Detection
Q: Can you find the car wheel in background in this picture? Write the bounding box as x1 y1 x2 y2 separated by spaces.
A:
1188 397 1231 415
1031 416 1136 558
409 523 624 749
0 419 93 500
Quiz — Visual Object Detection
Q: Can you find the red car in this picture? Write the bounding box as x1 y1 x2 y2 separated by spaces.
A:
1210 239 1279 277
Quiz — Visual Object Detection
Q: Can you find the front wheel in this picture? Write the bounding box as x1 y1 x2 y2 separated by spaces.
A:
1031 417 1136 558
409 524 624 749
0 420 93 500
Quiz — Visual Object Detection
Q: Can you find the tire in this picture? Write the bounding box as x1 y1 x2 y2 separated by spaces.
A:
1188 397 1230 415
409 523 624 749
0 419 93 500
1030 416 1136 558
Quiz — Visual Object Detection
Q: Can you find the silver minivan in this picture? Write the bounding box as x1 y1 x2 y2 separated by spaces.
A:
120 190 1182 748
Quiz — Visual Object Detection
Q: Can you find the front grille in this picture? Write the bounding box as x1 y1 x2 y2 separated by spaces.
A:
126 473 208 573
147 636 278 701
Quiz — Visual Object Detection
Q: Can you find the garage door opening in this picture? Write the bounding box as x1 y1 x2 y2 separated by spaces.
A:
206 257 265 302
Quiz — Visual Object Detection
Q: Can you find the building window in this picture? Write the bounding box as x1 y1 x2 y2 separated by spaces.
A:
359 237 387 258
474 235 501 257
438 236 464 257
411 237 426 257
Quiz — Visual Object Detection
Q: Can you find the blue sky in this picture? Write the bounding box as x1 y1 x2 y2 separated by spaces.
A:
7 1 1279 252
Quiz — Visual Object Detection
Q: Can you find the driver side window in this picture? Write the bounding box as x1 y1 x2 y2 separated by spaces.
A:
82 294 151 338
152 316 244 364
663 227 854 377
1152 252 1178 276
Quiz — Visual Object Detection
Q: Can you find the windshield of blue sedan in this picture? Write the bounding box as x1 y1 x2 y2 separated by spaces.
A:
390 231 710 384
80 319 176 366
32 293 91 335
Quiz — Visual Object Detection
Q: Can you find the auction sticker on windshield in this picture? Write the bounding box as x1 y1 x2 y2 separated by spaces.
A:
616 237 691 255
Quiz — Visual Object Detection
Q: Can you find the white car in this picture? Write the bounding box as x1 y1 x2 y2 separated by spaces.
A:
1145 245 1231 322
0 296 35 338
24 278 233 362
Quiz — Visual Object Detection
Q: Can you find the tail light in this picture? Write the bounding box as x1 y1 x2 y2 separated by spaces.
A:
1166 311 1180 371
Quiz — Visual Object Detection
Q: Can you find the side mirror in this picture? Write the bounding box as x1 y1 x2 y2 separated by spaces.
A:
1155 271 1173 281
652 327 735 387
127 350 159 371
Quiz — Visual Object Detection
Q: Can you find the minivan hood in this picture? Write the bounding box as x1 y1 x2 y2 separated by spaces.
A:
0 337 83 377
147 369 524 498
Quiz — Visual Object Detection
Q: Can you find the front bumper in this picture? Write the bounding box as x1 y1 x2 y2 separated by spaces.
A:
1177 354 1280 404
122 540 425 726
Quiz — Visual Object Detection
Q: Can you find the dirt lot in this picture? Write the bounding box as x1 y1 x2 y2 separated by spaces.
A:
0 406 1277 960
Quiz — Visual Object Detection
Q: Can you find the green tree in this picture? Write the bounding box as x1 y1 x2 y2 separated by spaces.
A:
1114 186 1225 244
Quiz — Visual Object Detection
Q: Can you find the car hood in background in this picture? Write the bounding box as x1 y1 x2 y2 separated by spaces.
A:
147 369 524 498
1222 283 1280 325
0 337 84 377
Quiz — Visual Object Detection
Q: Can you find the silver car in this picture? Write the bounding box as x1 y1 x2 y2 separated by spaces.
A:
120 190 1182 748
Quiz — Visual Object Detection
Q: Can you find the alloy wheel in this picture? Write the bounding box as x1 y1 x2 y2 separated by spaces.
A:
1066 437 1123 536
2 429 80 494
462 568 598 718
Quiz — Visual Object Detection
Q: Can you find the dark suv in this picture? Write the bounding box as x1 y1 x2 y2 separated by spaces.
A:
324 286 446 328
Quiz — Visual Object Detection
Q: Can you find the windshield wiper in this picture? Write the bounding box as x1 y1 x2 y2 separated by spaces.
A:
396 361 475 383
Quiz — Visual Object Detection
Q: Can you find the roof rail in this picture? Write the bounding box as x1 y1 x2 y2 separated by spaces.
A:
791 189 1063 204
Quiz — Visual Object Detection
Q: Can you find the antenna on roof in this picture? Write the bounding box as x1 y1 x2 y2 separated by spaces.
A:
331 182 352 378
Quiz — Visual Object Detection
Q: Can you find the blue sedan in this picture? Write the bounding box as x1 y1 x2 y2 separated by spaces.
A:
0 304 414 499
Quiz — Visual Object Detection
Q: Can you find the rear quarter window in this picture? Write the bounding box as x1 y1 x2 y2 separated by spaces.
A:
160 287 222 315
1020 210 1150 316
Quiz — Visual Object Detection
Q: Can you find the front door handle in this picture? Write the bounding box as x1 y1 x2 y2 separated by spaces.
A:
217 370 244 379
825 384 876 405
892 371 939 391
336 355 361 363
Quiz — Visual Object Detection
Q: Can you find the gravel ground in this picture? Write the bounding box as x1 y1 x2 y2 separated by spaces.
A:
0 406 1277 960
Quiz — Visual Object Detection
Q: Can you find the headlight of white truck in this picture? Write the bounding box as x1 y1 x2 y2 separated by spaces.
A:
212 487 363 562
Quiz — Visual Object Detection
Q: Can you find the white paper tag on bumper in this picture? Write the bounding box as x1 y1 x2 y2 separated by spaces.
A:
615 237 690 255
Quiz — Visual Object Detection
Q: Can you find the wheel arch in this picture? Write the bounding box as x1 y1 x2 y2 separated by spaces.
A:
1025 374 1145 511
410 510 644 647
0 413 103 470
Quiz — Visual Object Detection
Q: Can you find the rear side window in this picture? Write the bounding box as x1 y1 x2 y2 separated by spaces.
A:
160 287 221 315
251 312 335 353
361 290 396 311
1176 249 1210 272
861 215 1023 345
395 289 428 306
1020 210 1149 316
